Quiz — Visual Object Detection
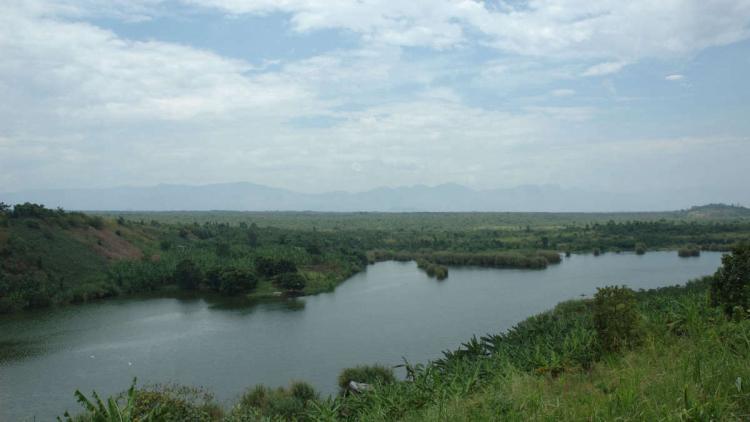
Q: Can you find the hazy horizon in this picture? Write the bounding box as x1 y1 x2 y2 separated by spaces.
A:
3 181 748 212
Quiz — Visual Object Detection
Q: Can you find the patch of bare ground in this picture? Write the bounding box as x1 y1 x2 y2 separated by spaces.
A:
74 227 143 261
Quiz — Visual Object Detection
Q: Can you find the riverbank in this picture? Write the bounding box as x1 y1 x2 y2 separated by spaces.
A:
50 249 750 421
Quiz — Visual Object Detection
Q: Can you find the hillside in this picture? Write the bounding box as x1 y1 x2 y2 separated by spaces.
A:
686 203 750 219
0 203 370 313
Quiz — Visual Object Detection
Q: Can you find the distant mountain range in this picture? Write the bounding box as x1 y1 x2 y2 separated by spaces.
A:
1 182 748 212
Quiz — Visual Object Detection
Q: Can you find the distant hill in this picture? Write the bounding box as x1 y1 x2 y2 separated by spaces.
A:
1 182 748 212
684 203 750 219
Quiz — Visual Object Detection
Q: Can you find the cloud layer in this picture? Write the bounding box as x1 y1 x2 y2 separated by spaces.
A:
1 0 750 199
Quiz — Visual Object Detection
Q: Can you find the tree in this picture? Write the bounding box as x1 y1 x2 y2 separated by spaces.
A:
593 285 640 351
218 268 257 295
256 257 297 278
174 259 202 290
275 272 306 292
711 244 750 317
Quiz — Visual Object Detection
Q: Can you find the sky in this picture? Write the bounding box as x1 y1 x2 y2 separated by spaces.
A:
1 0 750 196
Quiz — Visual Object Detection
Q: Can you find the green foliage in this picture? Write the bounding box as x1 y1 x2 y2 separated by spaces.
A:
593 285 640 351
229 382 319 420
256 256 298 278
174 259 203 290
337 364 396 393
275 271 307 292
213 267 258 295
711 244 750 317
371 249 559 270
679 245 701 257
58 378 164 422
634 242 646 255
416 259 448 280
130 384 222 422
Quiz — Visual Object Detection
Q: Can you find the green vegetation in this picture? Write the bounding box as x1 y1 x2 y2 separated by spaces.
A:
679 245 702 257
337 365 397 394
62 247 750 420
416 259 448 280
3 202 750 314
370 249 561 269
711 243 750 317
0 203 367 312
635 242 647 255
592 286 640 351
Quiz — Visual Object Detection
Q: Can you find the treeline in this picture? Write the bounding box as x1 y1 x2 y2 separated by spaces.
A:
370 249 561 269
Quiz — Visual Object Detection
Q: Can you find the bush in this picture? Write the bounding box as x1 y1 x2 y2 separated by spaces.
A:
711 244 750 317
275 272 306 292
256 257 297 278
337 364 396 393
593 285 640 351
217 267 258 295
174 259 202 290
131 384 222 422
635 243 646 255
678 245 701 257
231 382 318 420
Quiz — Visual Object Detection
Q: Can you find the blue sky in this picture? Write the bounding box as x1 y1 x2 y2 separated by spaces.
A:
1 0 749 199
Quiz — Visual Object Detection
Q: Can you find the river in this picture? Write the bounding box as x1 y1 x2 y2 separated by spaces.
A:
0 251 723 421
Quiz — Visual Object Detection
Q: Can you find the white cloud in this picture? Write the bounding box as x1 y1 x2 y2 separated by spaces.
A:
1 1 750 194
582 61 629 77
666 74 685 81
187 0 750 67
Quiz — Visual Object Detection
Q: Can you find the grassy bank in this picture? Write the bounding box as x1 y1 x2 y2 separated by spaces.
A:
61 247 750 421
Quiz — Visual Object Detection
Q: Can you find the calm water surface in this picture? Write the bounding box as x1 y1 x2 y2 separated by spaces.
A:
0 251 722 421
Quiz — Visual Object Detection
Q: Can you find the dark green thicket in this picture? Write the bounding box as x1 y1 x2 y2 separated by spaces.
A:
275 271 307 292
416 259 448 280
678 245 701 257
371 249 560 270
174 259 203 290
593 286 640 351
711 243 750 317
635 242 647 255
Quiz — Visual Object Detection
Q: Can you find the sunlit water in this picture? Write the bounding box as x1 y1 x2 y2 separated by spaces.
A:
0 251 723 421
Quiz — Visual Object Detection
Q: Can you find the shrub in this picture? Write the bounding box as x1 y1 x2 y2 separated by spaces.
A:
217 267 258 295
174 259 202 290
635 243 646 255
59 378 164 422
275 272 306 292
678 245 701 257
256 257 297 278
593 285 640 351
337 364 396 393
131 384 222 422
231 382 318 420
711 244 750 317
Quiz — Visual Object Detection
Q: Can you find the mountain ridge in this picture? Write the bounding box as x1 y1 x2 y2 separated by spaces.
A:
1 182 748 213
